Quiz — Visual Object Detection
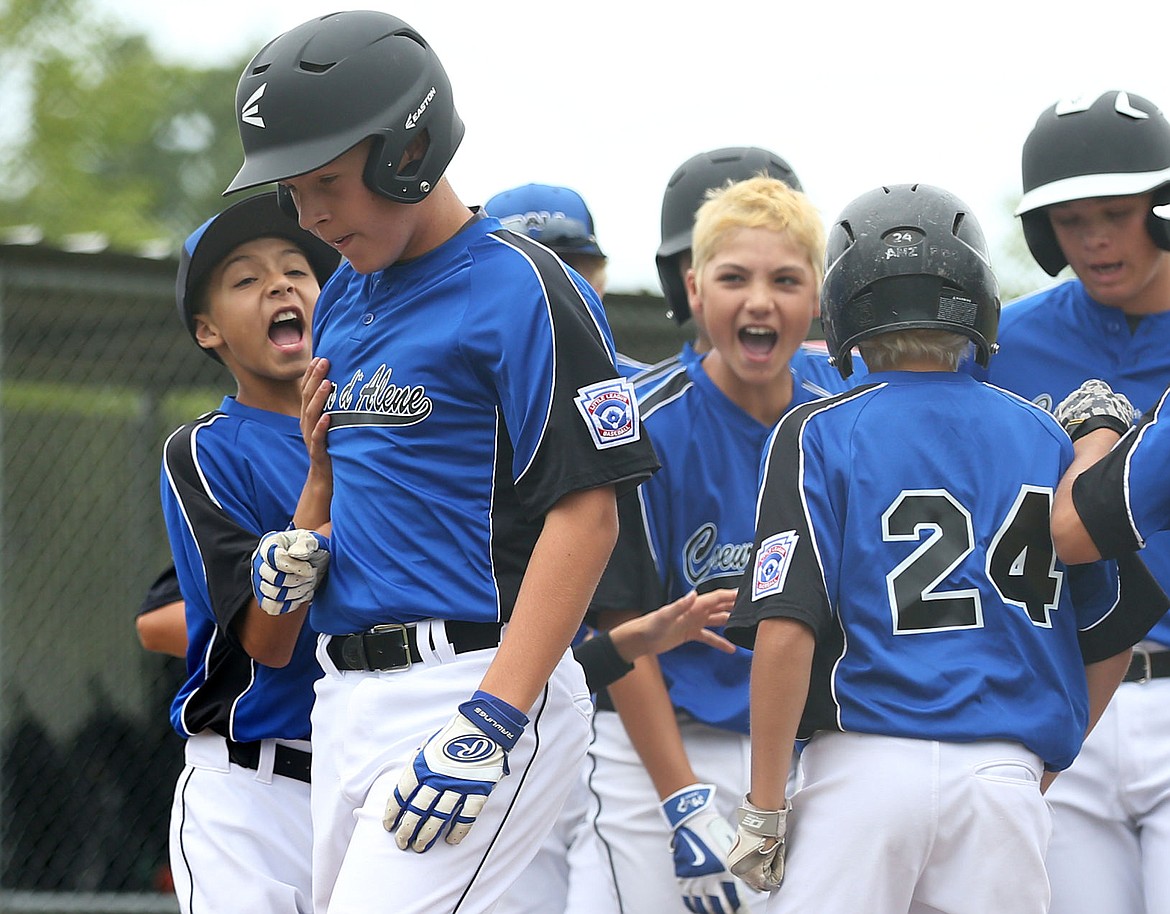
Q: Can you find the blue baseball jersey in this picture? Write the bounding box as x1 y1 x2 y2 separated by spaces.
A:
633 340 863 401
984 278 1170 647
590 358 823 733
726 372 1125 771
310 214 659 635
1074 387 1170 554
161 398 319 742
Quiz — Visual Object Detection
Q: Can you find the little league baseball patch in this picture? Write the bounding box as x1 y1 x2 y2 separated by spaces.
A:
575 378 640 449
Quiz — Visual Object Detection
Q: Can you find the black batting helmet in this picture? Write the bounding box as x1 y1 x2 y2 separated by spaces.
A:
225 10 464 208
822 184 1000 379
657 147 803 324
1016 90 1170 276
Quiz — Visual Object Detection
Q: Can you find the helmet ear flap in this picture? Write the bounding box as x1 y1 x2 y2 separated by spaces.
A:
1020 210 1068 277
1148 184 1170 252
276 185 298 220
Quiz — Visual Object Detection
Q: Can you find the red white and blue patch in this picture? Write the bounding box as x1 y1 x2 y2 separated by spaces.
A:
752 530 800 600
574 378 640 450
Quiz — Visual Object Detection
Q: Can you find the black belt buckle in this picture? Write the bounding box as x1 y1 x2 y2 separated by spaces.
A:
1130 646 1153 684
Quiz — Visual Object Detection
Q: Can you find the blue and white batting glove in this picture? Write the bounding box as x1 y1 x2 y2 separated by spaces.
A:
727 796 789 893
384 690 528 853
250 528 330 615
662 783 743 913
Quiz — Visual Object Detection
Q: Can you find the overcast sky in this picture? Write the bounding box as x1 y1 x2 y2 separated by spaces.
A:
99 0 1169 294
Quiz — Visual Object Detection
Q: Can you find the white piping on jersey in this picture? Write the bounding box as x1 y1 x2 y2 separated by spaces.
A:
487 407 504 623
761 383 888 732
486 230 609 485
634 483 663 581
1120 386 1170 551
1076 569 1123 634
163 411 261 739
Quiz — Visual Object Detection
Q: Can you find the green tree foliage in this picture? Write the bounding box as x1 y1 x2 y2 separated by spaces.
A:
0 0 250 253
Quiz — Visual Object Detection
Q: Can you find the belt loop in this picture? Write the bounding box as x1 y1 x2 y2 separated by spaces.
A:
425 619 457 664
1133 646 1153 684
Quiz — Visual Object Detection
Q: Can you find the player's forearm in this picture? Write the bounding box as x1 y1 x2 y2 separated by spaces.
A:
748 618 813 810
135 601 188 658
604 639 696 798
238 598 310 667
1052 428 1120 564
479 485 617 714
1084 648 1132 738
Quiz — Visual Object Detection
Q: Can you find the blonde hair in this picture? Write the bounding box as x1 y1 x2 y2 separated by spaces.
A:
691 175 825 292
857 328 971 372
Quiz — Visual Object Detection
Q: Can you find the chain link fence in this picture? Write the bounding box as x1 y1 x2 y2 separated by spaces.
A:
0 240 686 912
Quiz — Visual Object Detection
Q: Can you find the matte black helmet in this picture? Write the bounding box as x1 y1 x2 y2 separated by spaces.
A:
822 184 1000 379
1016 90 1170 275
657 147 803 324
225 11 464 206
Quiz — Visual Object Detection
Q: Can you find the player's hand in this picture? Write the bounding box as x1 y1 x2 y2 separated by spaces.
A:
662 783 743 912
640 589 739 658
1054 379 1139 442
250 528 330 615
727 796 789 893
384 690 528 853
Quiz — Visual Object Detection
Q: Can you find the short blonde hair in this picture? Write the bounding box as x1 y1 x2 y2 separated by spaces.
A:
691 175 825 292
857 328 971 372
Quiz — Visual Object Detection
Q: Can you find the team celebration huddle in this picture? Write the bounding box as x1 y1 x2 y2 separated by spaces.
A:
147 8 1170 914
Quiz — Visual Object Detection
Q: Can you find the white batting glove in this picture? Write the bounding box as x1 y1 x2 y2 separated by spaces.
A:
727 797 789 893
661 783 744 913
384 691 528 853
1053 379 1139 441
250 528 330 615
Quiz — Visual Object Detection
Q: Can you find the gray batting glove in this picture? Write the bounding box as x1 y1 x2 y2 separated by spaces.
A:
727 797 789 893
1053 379 1139 442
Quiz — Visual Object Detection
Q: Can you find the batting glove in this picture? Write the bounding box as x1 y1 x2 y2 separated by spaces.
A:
250 528 330 615
385 690 528 853
1054 379 1139 442
727 797 789 893
661 783 743 913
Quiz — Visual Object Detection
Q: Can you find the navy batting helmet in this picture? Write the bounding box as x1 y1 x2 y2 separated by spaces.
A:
657 147 803 324
1016 90 1170 276
822 184 1000 379
225 11 464 209
486 184 606 258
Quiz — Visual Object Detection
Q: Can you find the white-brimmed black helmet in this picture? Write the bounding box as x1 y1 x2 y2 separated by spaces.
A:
1016 90 1170 275
657 147 803 325
822 184 1000 379
225 11 464 206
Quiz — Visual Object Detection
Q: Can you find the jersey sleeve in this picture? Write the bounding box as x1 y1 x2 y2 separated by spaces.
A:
1072 392 1170 555
588 486 664 622
161 419 275 639
469 242 659 519
726 405 834 649
138 563 182 616
1073 552 1170 663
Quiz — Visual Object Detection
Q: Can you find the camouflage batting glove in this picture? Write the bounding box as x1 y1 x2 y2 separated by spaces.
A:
1054 379 1139 442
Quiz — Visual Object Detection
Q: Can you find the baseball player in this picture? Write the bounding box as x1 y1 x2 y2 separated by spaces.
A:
584 175 827 914
486 182 649 379
980 89 1170 914
160 191 340 913
638 146 859 396
230 12 659 914
722 183 1154 914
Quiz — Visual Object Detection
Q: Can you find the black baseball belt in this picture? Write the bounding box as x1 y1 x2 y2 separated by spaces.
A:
326 620 501 672
1123 646 1170 683
226 739 311 784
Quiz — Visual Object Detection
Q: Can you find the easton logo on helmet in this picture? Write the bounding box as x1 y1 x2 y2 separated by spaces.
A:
241 84 266 128
405 87 437 130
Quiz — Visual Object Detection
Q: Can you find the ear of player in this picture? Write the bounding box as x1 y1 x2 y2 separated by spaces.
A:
727 797 789 894
660 783 745 913
250 528 331 615
1054 379 1141 441
384 690 529 853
